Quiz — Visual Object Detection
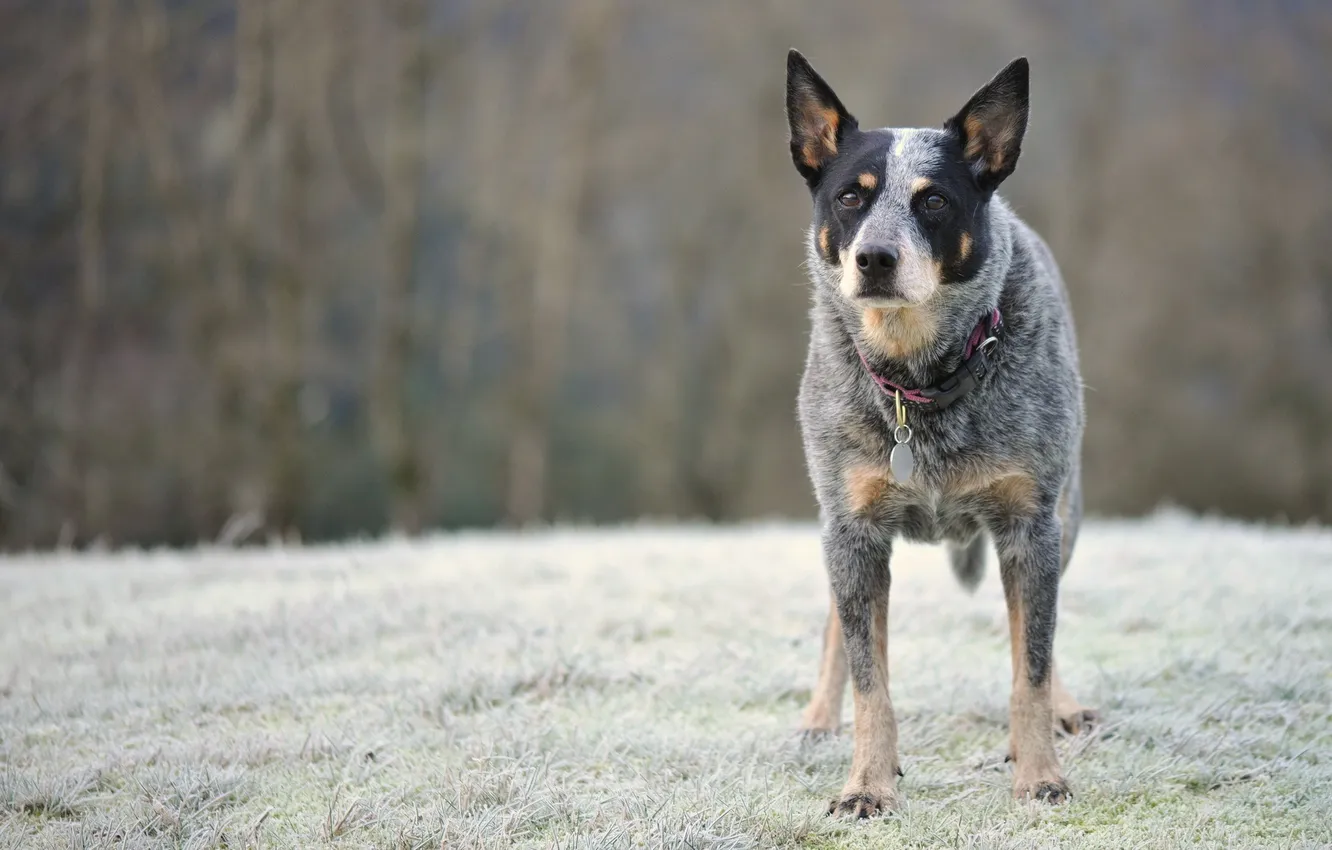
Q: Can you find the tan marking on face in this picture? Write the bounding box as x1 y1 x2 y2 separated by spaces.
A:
854 244 941 307
837 248 859 298
860 303 939 360
910 177 931 194
801 599 848 734
959 232 972 261
841 234 939 319
844 465 893 515
818 225 831 259
858 172 878 190
800 106 841 169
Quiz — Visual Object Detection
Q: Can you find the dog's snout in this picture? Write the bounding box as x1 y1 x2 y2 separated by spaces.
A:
855 243 898 277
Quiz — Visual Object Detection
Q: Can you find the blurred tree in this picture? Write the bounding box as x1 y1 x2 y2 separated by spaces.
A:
62 0 113 543
0 0 1330 548
213 0 273 545
373 0 432 534
504 0 618 526
264 0 318 540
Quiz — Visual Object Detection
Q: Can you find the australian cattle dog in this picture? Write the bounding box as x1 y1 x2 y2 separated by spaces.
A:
785 51 1097 817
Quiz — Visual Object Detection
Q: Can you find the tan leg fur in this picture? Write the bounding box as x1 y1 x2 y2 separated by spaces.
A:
1006 596 1069 803
800 599 848 735
828 600 900 817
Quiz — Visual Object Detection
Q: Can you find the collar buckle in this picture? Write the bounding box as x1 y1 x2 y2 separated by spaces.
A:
918 333 999 410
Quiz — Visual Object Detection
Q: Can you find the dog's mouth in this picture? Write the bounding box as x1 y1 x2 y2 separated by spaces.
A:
853 294 925 310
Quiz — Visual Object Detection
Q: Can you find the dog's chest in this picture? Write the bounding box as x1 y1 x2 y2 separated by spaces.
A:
872 476 987 543
887 484 986 543
843 424 1033 543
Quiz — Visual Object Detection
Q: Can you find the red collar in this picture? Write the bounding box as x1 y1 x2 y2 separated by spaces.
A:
854 309 1003 410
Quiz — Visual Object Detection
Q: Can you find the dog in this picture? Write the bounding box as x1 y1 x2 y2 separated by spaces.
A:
785 50 1097 817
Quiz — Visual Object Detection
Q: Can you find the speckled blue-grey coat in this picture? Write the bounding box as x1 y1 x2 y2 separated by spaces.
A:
785 50 1099 818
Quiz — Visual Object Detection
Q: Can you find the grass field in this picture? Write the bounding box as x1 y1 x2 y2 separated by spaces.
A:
2 513 1331 849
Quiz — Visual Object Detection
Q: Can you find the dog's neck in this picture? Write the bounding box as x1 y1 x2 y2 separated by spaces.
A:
840 302 981 390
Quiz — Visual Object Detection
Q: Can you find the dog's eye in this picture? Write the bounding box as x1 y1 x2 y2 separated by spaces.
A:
837 191 861 209
923 193 948 212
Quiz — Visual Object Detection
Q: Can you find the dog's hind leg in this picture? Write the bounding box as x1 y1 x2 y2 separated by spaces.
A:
948 533 987 592
1057 465 1083 575
800 597 848 737
822 518 900 818
1052 468 1099 735
1052 663 1097 735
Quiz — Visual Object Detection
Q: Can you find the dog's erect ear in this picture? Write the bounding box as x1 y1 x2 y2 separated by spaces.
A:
945 57 1029 192
786 49 857 184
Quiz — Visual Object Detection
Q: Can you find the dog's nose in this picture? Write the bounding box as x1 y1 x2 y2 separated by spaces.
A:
855 243 898 278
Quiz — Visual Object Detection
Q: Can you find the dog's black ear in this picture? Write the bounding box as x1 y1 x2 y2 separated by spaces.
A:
786 49 857 185
945 57 1029 192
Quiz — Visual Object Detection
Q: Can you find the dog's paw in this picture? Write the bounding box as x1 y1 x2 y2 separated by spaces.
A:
827 789 898 819
1013 776 1071 804
798 726 838 745
1057 706 1100 736
799 701 842 740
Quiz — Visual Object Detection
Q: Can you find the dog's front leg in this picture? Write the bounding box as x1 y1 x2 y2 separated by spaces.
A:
823 517 899 818
995 509 1069 803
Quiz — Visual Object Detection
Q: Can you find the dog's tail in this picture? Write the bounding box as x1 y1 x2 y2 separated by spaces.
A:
948 534 987 593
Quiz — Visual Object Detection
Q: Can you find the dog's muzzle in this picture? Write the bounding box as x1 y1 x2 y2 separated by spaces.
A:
853 242 899 298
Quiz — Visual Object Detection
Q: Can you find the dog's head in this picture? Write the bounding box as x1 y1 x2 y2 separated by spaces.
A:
786 50 1028 312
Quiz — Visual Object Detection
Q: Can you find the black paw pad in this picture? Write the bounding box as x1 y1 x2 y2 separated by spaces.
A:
827 792 883 819
1032 782 1071 804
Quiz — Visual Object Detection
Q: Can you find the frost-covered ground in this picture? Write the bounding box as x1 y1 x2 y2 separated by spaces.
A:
2 514 1331 849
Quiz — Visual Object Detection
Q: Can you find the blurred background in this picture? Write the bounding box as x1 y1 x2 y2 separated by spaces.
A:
2 0 1331 549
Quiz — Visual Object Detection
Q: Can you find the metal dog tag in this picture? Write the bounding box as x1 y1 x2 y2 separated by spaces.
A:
890 425 914 483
